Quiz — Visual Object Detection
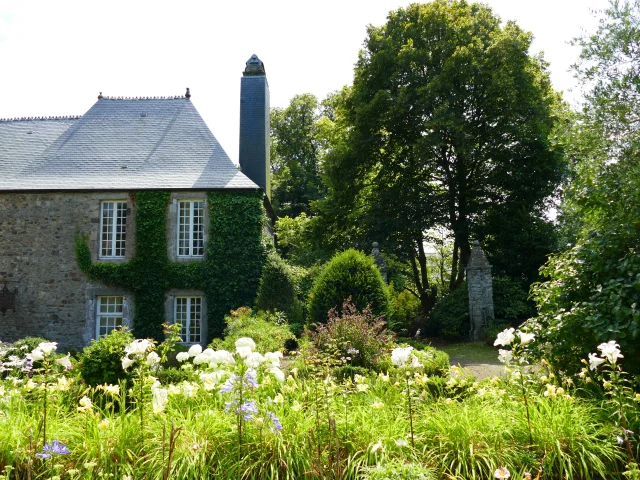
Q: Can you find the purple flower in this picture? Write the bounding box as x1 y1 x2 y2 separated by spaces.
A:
267 411 282 432
347 348 359 355
36 440 70 459
224 400 238 412
239 401 258 421
244 372 258 390
220 375 239 394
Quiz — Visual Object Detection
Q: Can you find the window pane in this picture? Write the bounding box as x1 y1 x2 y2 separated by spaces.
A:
177 200 204 257
174 296 202 343
100 201 127 258
96 296 124 338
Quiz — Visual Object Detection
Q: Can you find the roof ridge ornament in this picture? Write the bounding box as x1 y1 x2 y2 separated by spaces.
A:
98 92 103 99
185 87 191 99
0 115 81 122
243 54 266 76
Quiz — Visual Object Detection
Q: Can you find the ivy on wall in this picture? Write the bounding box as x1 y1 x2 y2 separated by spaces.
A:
76 190 265 341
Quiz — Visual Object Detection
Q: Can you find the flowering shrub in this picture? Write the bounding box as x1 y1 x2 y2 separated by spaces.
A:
210 307 295 353
308 300 394 369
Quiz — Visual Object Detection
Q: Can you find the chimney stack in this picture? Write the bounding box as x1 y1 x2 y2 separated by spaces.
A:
239 54 270 199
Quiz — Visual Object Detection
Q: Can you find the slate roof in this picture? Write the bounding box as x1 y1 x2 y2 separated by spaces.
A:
0 97 258 191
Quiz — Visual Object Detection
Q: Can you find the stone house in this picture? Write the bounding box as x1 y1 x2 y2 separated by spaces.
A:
0 55 272 349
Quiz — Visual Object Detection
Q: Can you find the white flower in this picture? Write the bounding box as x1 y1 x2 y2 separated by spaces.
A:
270 367 285 382
394 438 408 447
588 353 605 371
410 355 423 369
236 346 253 359
55 353 72 369
176 352 190 363
125 339 151 355
272 393 284 404
494 328 515 347
38 342 58 355
151 383 169 414
264 351 283 367
146 351 160 366
57 375 72 391
494 466 510 479
597 340 624 364
498 349 513 364
245 352 265 368
210 350 235 365
77 396 93 413
30 349 45 362
371 401 384 409
235 337 256 350
371 440 383 453
182 381 199 398
517 331 535 345
188 344 202 357
199 371 225 390
99 384 120 396
391 347 414 367
121 356 135 370
193 349 215 365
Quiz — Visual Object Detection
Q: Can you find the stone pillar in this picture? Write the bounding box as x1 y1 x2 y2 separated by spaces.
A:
466 240 494 341
371 242 388 283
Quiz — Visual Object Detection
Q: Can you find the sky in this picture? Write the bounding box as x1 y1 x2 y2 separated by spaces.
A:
0 0 610 164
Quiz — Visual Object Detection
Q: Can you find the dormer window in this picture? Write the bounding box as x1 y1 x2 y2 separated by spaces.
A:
100 201 127 259
177 200 204 257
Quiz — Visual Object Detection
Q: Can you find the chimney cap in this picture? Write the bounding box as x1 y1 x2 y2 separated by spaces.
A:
243 54 266 76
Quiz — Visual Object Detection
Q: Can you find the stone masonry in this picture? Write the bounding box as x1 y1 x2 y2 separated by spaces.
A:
0 192 136 349
466 240 494 341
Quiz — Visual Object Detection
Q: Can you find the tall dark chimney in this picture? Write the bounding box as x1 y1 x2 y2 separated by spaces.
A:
239 54 270 199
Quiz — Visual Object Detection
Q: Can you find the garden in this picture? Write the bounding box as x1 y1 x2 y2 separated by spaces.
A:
2 0 640 478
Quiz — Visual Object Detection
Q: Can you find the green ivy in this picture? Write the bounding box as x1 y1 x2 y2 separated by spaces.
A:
76 190 265 341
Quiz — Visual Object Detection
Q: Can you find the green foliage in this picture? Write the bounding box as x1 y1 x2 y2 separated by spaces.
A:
274 213 327 266
270 94 326 218
307 300 394 369
79 327 135 387
430 278 532 340
76 190 265 342
155 367 190 386
308 249 390 324
210 307 295 353
254 252 303 325
493 277 536 323
388 286 422 334
413 347 450 378
318 0 565 310
428 282 470 340
527 2 640 375
363 460 435 479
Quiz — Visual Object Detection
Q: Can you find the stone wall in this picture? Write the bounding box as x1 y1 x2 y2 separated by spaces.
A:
466 240 494 341
0 192 135 349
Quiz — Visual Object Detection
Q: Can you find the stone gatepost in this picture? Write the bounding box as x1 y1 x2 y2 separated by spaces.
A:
466 240 494 341
371 242 388 283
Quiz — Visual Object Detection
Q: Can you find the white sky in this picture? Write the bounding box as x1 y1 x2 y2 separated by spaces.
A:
0 0 609 163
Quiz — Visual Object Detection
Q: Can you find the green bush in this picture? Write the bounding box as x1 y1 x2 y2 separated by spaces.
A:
254 252 303 325
156 367 191 385
79 328 135 387
429 278 533 340
427 282 469 340
388 286 422 334
210 307 295 353
8 336 49 356
363 460 435 479
308 249 390 325
414 347 450 377
307 300 394 370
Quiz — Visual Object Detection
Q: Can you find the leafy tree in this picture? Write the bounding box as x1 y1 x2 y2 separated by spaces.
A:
319 1 564 317
270 94 326 218
527 0 640 374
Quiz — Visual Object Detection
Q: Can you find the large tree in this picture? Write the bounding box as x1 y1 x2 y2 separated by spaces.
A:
321 1 564 314
270 94 326 218
528 0 640 374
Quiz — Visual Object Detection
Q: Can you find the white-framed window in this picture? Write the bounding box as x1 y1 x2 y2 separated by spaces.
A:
96 295 124 338
100 201 127 258
177 200 204 257
174 296 202 344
